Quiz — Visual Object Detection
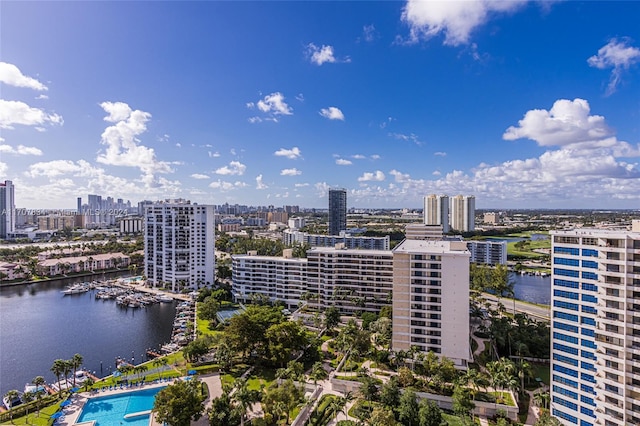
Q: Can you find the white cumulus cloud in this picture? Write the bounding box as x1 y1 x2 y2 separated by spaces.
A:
319 107 345 121
503 98 619 148
256 174 268 189
209 180 247 191
215 161 246 176
306 43 337 65
401 0 527 46
0 144 43 156
281 168 302 176
247 92 292 122
274 147 302 159
336 158 352 166
358 170 386 182
588 38 640 95
96 102 173 185
0 99 63 129
190 173 210 180
0 62 48 91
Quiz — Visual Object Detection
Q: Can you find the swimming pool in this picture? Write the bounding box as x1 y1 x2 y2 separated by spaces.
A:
77 387 165 426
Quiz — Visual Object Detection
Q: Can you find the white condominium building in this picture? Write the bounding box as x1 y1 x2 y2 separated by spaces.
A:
232 249 307 310
550 225 640 426
283 230 390 251
467 240 507 265
450 195 475 232
391 238 471 368
144 202 215 292
307 247 394 315
424 194 450 233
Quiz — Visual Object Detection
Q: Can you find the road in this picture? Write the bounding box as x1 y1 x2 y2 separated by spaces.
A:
482 293 550 321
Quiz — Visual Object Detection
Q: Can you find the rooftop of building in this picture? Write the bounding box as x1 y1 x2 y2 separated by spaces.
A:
307 246 393 256
392 238 470 254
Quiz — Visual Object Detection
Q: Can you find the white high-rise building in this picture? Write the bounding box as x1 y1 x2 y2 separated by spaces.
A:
550 225 640 426
424 194 449 233
232 249 307 310
450 195 475 232
0 180 15 239
391 237 470 368
144 201 215 292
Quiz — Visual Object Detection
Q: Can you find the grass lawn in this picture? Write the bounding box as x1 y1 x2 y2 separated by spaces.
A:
1 400 62 425
507 240 550 259
528 363 550 388
489 391 516 406
220 365 276 391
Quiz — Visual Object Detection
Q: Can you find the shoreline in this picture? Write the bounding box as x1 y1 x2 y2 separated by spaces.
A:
0 268 139 288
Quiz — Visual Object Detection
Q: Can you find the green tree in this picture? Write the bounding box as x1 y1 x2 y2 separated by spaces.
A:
3 390 19 423
208 390 241 426
379 376 401 410
324 306 340 333
370 406 400 426
50 359 66 390
262 378 304 424
309 361 328 385
398 389 420 426
418 400 443 426
266 320 309 367
153 379 205 426
328 392 353 422
452 385 475 420
198 296 219 323
358 375 380 413
233 378 261 426
71 353 83 387
32 375 46 415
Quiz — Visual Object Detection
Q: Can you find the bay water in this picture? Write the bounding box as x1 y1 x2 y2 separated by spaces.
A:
0 276 176 397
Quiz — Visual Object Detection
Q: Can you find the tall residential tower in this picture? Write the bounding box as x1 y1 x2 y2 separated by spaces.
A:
450 195 475 232
550 226 640 426
328 188 347 236
144 201 215 292
424 194 450 233
0 180 15 239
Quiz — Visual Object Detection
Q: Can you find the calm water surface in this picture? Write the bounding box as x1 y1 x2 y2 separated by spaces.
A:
0 277 176 396
512 273 551 305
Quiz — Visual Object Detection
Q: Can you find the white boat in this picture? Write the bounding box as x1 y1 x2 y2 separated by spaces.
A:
23 383 47 395
3 392 23 410
158 295 173 303
62 284 90 295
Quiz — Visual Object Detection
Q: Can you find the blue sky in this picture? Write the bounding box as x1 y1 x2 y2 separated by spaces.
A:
1 1 639 209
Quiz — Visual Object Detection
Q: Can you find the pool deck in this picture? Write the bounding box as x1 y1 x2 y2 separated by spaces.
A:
57 378 177 426
57 374 223 426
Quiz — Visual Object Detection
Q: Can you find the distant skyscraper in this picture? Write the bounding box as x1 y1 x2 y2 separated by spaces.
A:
328 188 347 236
450 195 475 232
0 180 15 239
424 194 449 233
77 197 82 214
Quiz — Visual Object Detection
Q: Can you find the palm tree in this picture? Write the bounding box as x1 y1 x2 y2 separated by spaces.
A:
71 353 83 387
533 391 550 411
51 359 66 390
21 391 34 418
62 359 73 389
3 389 19 423
32 376 45 415
309 361 328 385
233 378 258 426
329 391 353 422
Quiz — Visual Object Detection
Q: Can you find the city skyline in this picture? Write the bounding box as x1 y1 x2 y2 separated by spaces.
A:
1 1 639 209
